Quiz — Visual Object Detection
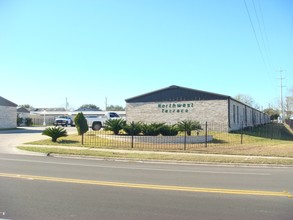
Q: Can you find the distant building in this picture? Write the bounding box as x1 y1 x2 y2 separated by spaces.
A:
0 96 17 129
28 107 126 125
17 107 30 118
125 85 270 132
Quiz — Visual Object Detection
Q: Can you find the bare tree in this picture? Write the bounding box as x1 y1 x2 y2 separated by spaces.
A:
234 94 259 109
285 86 293 118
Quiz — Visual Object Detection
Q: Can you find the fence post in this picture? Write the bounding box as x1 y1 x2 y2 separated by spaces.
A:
205 121 208 148
241 122 243 144
184 123 187 151
131 121 134 148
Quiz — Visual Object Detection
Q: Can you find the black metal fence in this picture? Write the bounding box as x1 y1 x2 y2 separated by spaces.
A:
285 119 293 130
82 122 293 151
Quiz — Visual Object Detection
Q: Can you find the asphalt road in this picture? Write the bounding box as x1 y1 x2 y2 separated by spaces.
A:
0 154 292 220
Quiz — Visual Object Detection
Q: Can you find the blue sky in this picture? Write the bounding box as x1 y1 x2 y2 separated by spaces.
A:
0 0 292 110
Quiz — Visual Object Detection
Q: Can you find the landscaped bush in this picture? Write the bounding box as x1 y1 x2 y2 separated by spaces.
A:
141 123 165 136
177 120 202 136
159 124 179 136
104 118 126 135
17 117 33 126
74 112 88 135
123 121 142 135
42 126 68 142
17 118 23 126
25 117 33 126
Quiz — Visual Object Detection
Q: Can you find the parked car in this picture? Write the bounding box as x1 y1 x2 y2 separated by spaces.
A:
86 112 120 130
53 115 74 127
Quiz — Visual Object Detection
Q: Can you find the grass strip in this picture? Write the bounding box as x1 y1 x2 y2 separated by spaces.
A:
18 146 293 166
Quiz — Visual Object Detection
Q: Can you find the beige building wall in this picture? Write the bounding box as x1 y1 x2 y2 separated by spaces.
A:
126 100 229 131
229 99 270 131
229 99 246 131
0 106 17 129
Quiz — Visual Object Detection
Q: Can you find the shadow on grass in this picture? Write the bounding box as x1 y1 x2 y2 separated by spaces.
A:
233 123 293 141
210 138 229 144
57 140 80 144
0 127 44 134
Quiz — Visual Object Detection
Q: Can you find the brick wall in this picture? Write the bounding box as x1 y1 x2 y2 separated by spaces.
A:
0 106 17 129
126 100 229 131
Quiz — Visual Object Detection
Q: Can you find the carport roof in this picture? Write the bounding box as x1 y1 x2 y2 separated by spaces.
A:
125 85 230 103
0 96 17 107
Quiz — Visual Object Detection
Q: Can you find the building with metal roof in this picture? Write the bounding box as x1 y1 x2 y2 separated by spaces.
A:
125 85 270 132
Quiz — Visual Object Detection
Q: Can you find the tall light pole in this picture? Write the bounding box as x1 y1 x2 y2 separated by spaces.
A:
66 97 69 111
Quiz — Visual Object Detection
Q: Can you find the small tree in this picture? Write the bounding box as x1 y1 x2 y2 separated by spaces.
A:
74 112 88 144
78 104 101 110
106 105 125 111
42 127 68 142
263 108 279 120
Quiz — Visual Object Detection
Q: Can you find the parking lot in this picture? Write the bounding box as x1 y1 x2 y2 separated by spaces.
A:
0 126 77 154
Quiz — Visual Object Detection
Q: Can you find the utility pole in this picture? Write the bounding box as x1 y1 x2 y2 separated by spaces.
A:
105 97 108 111
65 97 69 111
278 70 285 122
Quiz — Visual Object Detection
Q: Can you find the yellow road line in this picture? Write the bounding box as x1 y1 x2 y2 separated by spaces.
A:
0 172 291 198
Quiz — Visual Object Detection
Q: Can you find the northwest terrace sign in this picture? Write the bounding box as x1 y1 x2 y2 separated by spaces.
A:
158 102 195 113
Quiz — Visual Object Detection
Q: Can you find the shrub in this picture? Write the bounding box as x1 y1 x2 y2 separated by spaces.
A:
177 120 202 136
160 124 179 136
25 117 33 126
141 123 165 136
42 126 68 142
104 118 126 135
17 118 23 126
74 112 88 135
123 121 142 135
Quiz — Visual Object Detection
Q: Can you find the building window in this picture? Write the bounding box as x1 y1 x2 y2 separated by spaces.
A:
237 106 239 124
233 105 236 123
243 108 246 125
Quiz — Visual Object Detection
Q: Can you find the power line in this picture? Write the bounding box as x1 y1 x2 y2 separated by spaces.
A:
243 0 270 76
254 0 274 74
278 70 285 122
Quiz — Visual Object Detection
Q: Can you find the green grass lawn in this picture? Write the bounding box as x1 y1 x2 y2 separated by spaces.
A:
26 123 293 158
17 146 293 165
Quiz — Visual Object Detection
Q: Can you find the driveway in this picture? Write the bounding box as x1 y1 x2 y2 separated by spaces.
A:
0 126 77 155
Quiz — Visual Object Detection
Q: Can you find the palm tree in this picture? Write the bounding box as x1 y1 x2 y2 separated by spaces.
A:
104 118 126 135
42 127 68 142
177 120 201 136
123 121 142 135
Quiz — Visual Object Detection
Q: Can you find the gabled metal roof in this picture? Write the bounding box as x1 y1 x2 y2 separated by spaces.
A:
17 107 30 113
0 96 17 107
125 85 230 103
